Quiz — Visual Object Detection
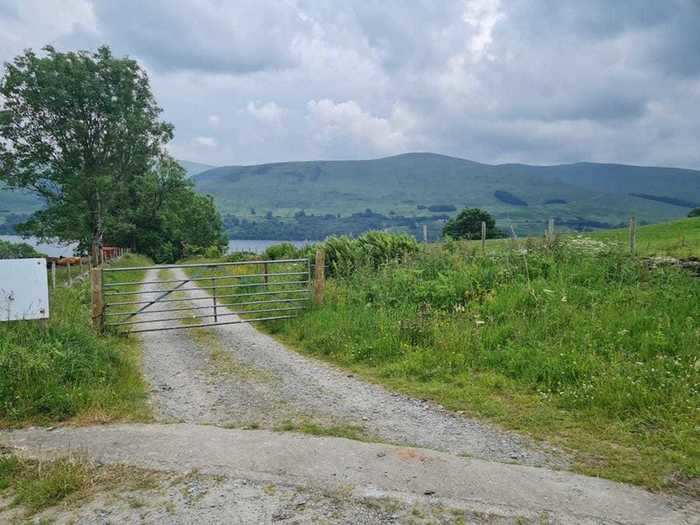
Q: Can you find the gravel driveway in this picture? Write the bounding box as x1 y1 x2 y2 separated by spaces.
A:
137 268 564 468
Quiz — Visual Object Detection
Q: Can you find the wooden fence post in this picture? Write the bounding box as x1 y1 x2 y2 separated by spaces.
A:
548 218 555 240
51 261 56 290
91 267 104 332
67 262 72 286
422 224 428 243
313 249 325 305
481 221 486 254
263 261 269 284
629 216 636 255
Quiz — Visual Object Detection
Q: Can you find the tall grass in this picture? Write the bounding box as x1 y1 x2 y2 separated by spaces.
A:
0 254 151 426
273 238 700 490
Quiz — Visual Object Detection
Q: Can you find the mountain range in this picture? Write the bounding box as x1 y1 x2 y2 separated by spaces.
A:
192 153 700 231
2 153 699 236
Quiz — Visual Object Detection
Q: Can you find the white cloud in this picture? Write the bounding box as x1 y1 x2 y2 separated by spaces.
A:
207 114 221 127
306 99 417 154
247 101 285 125
194 136 217 148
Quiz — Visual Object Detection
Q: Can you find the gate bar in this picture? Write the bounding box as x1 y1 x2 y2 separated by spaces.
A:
105 280 309 296
105 289 310 307
106 306 305 327
103 258 308 272
126 315 296 333
103 271 308 288
104 297 309 317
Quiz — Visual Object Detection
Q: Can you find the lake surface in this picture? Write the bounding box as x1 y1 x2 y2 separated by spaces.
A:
0 235 77 257
1 236 311 257
227 239 313 254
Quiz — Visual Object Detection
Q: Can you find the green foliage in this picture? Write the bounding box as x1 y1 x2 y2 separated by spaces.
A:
0 255 151 425
0 239 45 259
689 207 700 218
276 241 700 488
442 208 501 239
321 232 419 277
0 46 226 263
0 45 172 249
263 242 302 260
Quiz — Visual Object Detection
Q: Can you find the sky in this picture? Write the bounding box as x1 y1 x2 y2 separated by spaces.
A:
0 0 699 169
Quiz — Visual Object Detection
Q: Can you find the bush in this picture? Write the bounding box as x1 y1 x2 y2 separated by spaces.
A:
0 239 46 259
321 232 419 277
263 242 302 260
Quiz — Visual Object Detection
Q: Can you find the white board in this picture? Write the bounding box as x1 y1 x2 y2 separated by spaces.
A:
0 258 49 321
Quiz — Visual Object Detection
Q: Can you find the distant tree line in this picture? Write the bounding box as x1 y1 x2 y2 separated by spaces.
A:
0 45 226 262
223 210 448 241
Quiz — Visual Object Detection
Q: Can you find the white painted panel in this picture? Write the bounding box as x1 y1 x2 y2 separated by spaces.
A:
0 258 49 321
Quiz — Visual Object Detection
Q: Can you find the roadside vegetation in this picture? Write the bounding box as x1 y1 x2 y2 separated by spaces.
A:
251 229 700 491
0 254 152 427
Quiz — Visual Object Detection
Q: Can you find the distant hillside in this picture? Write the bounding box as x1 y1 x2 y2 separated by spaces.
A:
178 160 216 177
193 153 700 233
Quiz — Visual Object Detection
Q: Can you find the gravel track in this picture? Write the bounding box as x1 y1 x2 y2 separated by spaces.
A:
138 268 565 468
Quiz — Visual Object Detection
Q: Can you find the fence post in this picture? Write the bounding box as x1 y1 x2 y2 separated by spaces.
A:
211 276 218 323
481 221 486 254
313 249 325 305
91 267 104 332
263 261 269 284
548 218 555 240
51 261 56 290
67 262 72 286
629 216 636 255
79 257 84 275
422 224 428 243
510 224 518 250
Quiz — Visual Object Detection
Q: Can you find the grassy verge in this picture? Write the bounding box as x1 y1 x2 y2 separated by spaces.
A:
0 254 152 427
0 452 161 517
468 216 700 258
269 239 699 492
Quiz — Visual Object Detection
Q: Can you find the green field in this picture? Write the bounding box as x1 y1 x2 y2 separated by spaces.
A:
590 217 700 258
263 229 700 491
0 254 152 427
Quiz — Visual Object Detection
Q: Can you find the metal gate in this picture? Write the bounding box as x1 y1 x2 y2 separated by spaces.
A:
100 258 312 334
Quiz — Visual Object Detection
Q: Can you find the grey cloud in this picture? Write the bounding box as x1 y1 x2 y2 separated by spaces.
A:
90 0 308 73
1 1 698 168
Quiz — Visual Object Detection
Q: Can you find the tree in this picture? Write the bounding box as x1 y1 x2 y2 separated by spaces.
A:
0 46 173 252
107 156 227 263
442 208 500 239
688 208 700 218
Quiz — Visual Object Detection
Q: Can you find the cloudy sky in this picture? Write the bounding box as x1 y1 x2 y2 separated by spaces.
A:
1 1 699 168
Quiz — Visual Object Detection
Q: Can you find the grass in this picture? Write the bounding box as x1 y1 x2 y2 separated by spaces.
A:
0 452 163 517
274 419 368 441
590 216 700 258
465 216 700 258
0 253 152 427
270 236 700 492
0 454 89 512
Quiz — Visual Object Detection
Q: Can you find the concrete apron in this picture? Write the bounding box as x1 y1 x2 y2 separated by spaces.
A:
1 423 695 525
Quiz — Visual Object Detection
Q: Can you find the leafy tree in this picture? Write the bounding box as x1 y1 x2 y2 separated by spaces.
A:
688 208 700 218
0 45 226 262
0 46 172 252
0 239 46 259
442 208 500 239
108 156 227 262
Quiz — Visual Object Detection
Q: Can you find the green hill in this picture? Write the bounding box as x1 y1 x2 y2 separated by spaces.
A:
193 153 700 232
0 159 215 230
178 160 216 177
